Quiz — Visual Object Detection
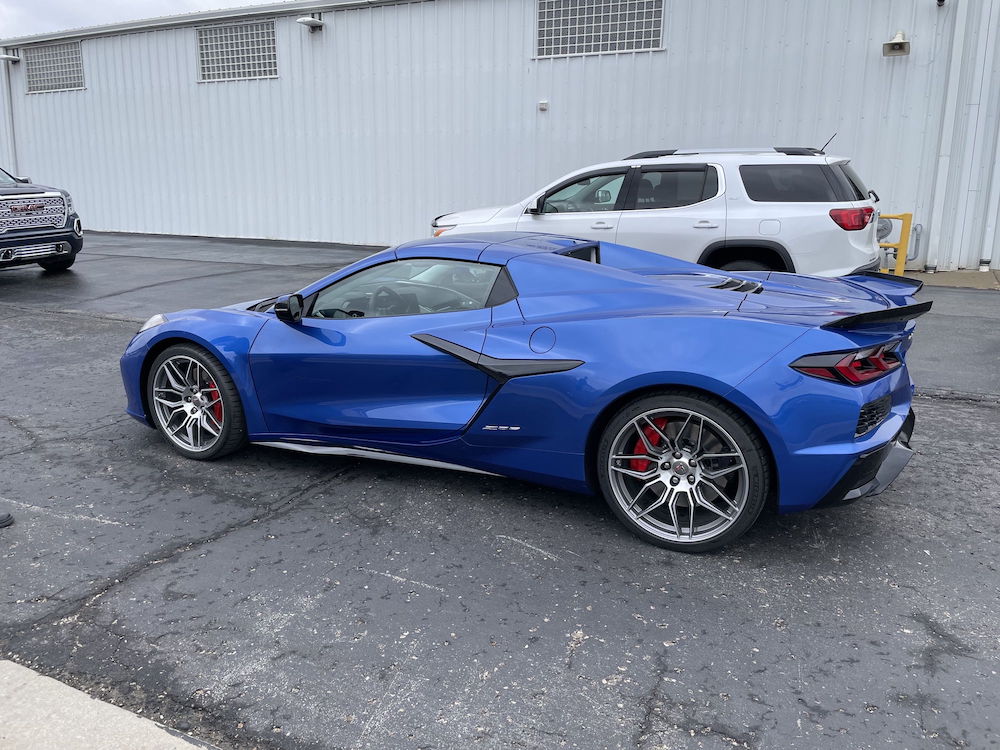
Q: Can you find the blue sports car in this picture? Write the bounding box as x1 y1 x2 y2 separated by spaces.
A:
120 233 929 552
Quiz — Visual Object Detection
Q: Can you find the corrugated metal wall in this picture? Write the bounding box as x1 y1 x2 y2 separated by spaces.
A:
1 0 998 268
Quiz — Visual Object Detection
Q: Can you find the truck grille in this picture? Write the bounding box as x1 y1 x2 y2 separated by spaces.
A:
0 242 67 262
856 395 892 437
0 195 67 233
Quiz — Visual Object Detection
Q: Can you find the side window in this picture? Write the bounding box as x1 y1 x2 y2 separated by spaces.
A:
542 172 626 213
740 164 846 202
832 163 868 200
309 259 501 319
632 166 718 209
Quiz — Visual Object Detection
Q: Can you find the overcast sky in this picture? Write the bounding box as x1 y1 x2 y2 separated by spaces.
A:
0 0 283 39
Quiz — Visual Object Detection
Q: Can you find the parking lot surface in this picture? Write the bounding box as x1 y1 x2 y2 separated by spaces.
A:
1 234 998 749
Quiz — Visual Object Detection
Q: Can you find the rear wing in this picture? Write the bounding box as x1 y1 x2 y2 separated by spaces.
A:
821 300 933 330
842 271 925 307
855 270 924 293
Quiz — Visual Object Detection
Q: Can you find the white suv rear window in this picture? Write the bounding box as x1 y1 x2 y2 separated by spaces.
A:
740 165 845 202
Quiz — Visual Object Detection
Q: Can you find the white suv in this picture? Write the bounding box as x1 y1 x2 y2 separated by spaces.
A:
431 147 881 277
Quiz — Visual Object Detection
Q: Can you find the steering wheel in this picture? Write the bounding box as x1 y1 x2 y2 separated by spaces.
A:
373 285 407 313
564 200 579 212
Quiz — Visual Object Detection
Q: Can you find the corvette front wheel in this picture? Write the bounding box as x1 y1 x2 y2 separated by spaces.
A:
597 392 770 553
146 344 247 460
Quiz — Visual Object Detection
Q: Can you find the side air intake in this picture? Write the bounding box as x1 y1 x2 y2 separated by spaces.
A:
710 277 764 294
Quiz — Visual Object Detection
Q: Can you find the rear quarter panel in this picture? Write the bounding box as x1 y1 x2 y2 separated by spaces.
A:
465 313 809 491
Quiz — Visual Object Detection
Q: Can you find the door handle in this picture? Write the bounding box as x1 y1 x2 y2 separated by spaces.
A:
591 221 614 230
693 221 719 228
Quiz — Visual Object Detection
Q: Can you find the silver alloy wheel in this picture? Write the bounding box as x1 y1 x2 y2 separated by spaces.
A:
606 408 749 543
151 355 225 453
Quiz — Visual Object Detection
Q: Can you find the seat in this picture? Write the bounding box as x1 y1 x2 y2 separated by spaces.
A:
636 178 655 207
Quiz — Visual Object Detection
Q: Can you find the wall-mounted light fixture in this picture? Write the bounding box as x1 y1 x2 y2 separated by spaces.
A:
296 14 325 32
883 31 910 57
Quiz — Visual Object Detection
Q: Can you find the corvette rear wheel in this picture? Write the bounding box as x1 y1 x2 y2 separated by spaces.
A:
597 392 769 552
147 344 247 460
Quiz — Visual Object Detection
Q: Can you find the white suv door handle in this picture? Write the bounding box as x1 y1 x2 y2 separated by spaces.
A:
591 221 614 230
693 220 719 228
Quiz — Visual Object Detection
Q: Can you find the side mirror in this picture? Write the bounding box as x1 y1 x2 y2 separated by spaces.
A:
595 189 612 203
274 293 304 324
14 176 30 184
526 196 543 215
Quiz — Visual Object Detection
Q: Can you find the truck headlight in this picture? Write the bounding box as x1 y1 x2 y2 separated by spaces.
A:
63 193 75 214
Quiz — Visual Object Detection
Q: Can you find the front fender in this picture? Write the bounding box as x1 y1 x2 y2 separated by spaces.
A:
120 309 269 435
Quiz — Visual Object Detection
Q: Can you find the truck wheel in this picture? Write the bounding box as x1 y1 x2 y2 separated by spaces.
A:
38 256 76 272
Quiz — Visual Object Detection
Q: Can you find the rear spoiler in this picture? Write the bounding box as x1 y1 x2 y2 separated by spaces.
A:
855 270 924 293
821 300 933 330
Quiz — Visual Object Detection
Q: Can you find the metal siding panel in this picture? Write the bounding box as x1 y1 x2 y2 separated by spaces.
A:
0 0 995 267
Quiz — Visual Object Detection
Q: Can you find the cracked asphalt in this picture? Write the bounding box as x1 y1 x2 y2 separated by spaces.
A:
1 233 998 749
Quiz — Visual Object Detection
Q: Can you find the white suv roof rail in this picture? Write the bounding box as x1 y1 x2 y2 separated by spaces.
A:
624 146 825 159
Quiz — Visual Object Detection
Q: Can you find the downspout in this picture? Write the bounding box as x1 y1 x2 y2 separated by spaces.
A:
979 8 1000 270
925 0 969 272
2 49 18 175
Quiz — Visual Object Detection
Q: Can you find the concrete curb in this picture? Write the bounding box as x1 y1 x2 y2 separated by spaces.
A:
0 661 215 750
906 269 1000 290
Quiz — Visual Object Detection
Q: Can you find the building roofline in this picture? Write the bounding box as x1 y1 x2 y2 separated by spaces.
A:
0 0 401 48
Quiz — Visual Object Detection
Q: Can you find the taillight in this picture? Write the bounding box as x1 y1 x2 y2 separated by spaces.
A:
829 206 874 231
791 343 901 385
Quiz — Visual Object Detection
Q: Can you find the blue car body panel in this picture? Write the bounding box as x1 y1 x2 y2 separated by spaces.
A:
120 233 926 512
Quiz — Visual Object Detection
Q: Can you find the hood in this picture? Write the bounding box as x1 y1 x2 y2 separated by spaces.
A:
434 205 506 227
0 182 63 196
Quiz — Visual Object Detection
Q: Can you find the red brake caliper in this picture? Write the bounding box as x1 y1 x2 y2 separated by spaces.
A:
630 418 668 472
206 380 223 422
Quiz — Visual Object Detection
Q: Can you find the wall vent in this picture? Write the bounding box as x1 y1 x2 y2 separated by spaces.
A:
198 20 278 82
24 42 85 93
537 0 664 58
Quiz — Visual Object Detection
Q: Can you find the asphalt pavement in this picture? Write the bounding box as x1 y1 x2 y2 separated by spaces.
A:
1 233 998 749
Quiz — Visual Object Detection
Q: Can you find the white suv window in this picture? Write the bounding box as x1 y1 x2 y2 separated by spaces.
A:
631 167 719 209
740 164 850 202
542 172 626 213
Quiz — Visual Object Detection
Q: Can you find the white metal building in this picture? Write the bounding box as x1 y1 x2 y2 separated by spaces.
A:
1 0 999 270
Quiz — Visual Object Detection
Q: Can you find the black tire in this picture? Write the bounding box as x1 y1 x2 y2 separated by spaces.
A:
38 255 76 272
597 391 770 553
720 259 772 272
146 343 247 460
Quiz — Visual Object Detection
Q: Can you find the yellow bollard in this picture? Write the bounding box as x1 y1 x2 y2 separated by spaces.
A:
878 213 913 276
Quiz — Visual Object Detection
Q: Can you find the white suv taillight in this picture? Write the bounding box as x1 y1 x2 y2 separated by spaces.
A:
829 206 874 231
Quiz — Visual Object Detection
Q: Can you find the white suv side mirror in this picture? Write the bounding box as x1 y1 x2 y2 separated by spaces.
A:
526 196 543 215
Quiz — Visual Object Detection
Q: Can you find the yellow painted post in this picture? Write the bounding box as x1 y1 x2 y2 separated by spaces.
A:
878 212 913 276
